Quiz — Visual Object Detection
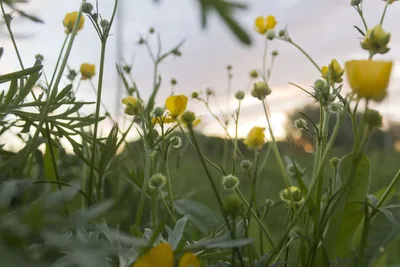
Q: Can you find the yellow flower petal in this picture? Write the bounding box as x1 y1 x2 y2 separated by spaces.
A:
132 243 173 267
266 15 277 30
179 253 200 267
254 16 267 34
165 95 188 118
244 127 265 150
80 63 95 80
63 12 85 34
345 60 393 102
122 96 141 116
152 116 176 125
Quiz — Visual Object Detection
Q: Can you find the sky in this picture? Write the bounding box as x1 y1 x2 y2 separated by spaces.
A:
1 0 400 148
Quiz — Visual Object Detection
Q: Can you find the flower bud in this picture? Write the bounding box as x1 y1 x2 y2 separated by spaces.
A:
206 88 214 96
280 186 303 204
272 50 279 57
123 65 131 73
227 65 232 71
35 54 44 62
240 160 252 171
314 79 328 91
191 91 200 98
170 78 177 85
251 81 271 100
222 175 239 190
181 111 196 126
100 19 110 29
278 29 286 37
91 13 99 21
265 199 274 207
365 109 383 129
3 13 13 24
82 3 94 13
266 30 276 40
329 102 342 113
235 91 245 100
149 173 166 189
153 107 165 117
294 118 308 130
361 25 391 55
67 69 78 82
329 157 340 168
149 27 155 34
351 0 362 6
223 194 243 218
250 69 259 79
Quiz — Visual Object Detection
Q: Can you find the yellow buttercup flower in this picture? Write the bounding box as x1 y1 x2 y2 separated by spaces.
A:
254 15 277 35
152 116 176 125
80 63 95 80
132 243 200 267
165 95 188 118
321 59 344 84
122 96 141 116
345 60 393 102
63 12 85 34
243 126 265 150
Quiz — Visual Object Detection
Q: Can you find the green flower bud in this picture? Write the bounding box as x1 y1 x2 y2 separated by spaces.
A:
280 186 303 204
251 81 271 100
265 199 274 207
181 111 196 125
172 49 182 56
272 50 279 57
314 79 328 91
100 19 110 29
351 0 362 6
278 29 286 37
170 78 177 85
149 27 155 34
91 13 99 21
153 107 165 117
191 91 200 98
294 118 308 130
123 65 131 73
227 65 232 71
35 54 44 62
330 157 340 168
365 109 383 129
222 175 239 190
206 88 214 96
235 91 245 100
250 69 259 79
67 69 78 82
105 112 111 117
82 3 94 13
329 102 342 113
240 160 252 171
266 30 276 40
223 194 243 218
149 173 166 189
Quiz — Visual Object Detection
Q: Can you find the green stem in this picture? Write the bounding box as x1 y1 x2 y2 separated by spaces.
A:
262 37 269 80
151 189 158 227
355 6 368 31
49 34 70 88
288 40 321 73
1 1 24 70
135 149 152 229
372 168 400 217
187 125 245 264
380 1 390 25
236 188 275 249
232 100 241 174
232 217 236 267
358 200 370 266
89 40 107 202
164 155 176 218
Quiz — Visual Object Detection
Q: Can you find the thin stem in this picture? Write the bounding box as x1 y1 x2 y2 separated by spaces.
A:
236 188 275 248
135 149 152 229
232 100 241 174
262 37 269 80
380 1 390 25
1 1 24 70
158 188 177 223
89 41 107 202
354 6 368 31
187 125 245 264
231 217 236 267
164 156 176 218
49 34 70 89
372 168 400 217
287 39 321 73
358 200 370 266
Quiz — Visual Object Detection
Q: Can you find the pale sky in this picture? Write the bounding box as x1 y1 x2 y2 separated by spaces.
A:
1 0 400 146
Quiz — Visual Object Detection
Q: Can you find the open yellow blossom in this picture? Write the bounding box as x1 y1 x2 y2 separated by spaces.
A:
152 116 176 125
80 63 95 80
243 126 265 150
345 60 393 102
63 12 85 34
254 15 277 34
321 59 344 84
165 95 188 118
132 243 200 267
122 96 141 116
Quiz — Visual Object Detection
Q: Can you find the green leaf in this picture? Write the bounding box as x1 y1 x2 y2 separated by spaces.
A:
168 216 187 250
4 79 18 105
55 84 73 103
204 237 253 249
371 250 387 267
323 152 371 259
0 64 42 84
